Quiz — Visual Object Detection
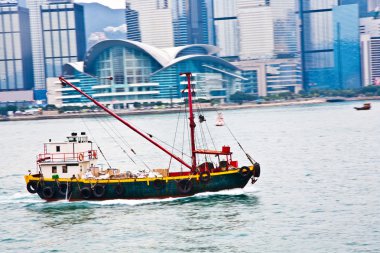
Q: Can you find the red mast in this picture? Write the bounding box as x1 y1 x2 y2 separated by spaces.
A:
180 72 197 173
58 76 192 170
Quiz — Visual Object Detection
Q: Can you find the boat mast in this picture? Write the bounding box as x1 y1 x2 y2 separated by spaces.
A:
58 76 192 170
181 72 197 172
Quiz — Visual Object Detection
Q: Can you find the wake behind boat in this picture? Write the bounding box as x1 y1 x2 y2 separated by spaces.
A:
24 73 260 201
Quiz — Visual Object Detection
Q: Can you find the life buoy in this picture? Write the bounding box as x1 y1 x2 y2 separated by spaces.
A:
177 179 193 194
253 162 261 177
115 184 124 196
58 183 71 196
92 150 98 159
199 171 211 183
78 153 84 161
239 166 252 177
93 184 106 198
27 181 39 194
80 187 92 199
42 186 55 198
152 179 166 190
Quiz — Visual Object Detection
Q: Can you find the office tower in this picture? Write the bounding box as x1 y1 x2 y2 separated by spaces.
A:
0 1 34 91
26 0 85 99
212 0 239 57
299 1 361 89
237 0 275 59
271 0 298 57
187 0 209 44
41 1 86 78
360 15 380 85
125 1 174 48
125 2 141 41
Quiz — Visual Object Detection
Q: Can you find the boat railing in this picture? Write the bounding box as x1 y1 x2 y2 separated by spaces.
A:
37 150 97 163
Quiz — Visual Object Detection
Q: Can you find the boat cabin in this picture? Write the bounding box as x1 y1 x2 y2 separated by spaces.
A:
37 132 98 179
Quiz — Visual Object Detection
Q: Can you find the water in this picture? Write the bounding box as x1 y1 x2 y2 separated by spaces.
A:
1 101 380 252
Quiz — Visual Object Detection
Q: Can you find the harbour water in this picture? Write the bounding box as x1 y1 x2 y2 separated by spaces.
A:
1 101 380 252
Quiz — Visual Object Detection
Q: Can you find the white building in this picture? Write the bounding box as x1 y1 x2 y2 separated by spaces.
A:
237 1 275 60
360 16 380 86
126 0 174 48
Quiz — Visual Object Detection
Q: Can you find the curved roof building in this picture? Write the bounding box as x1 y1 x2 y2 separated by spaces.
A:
49 40 244 107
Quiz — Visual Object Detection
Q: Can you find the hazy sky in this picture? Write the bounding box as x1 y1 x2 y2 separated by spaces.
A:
74 0 125 9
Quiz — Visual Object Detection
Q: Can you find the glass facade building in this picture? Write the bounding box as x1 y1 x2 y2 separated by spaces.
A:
0 3 33 91
212 0 239 57
51 40 243 107
300 0 361 89
41 2 86 78
125 3 141 42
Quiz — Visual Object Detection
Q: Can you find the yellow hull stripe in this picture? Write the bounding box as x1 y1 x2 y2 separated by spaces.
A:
24 166 254 184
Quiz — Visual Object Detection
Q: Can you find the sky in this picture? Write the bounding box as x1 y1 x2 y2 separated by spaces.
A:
74 0 125 9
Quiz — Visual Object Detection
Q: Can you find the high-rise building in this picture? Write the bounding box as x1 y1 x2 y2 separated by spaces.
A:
26 0 86 100
126 0 209 47
125 2 141 41
360 15 380 85
0 1 34 91
237 0 274 59
212 0 239 57
125 1 174 48
299 1 361 89
41 1 86 78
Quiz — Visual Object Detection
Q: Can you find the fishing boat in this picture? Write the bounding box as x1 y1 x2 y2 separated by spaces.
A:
24 73 260 201
215 112 225 126
354 103 371 110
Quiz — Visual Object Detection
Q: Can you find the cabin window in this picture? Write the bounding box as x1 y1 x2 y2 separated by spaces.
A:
56 146 61 152
62 166 67 173
52 166 57 173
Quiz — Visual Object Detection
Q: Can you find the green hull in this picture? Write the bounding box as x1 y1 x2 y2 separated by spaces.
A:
26 170 254 201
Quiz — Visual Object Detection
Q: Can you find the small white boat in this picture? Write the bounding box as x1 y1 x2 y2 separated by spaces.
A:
215 112 224 126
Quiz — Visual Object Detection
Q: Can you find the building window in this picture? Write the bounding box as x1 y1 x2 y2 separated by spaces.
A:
52 166 57 173
62 166 67 173
56 146 61 152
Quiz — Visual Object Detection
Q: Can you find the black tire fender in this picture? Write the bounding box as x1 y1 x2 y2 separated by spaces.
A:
177 179 193 194
93 184 106 198
239 166 252 177
27 181 39 194
58 183 71 196
253 163 261 177
115 184 124 196
80 187 92 199
199 171 211 183
42 186 55 198
152 179 166 190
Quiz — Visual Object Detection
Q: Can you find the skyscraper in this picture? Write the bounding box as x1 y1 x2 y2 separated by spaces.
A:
27 0 85 100
237 0 275 59
125 1 174 48
125 0 209 47
41 1 86 78
212 0 239 57
0 1 34 91
299 0 361 89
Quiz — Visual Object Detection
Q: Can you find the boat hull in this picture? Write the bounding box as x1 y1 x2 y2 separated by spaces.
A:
25 168 255 201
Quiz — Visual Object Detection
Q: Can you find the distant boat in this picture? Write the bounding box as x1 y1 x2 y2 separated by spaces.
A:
354 103 371 110
326 98 346 102
215 112 224 126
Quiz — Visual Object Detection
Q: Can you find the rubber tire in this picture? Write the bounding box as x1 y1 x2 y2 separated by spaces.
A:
177 179 193 194
42 186 55 198
239 166 252 177
152 179 166 190
27 181 39 194
58 183 71 196
254 163 261 177
93 184 106 198
199 171 211 183
115 184 124 197
80 187 92 199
